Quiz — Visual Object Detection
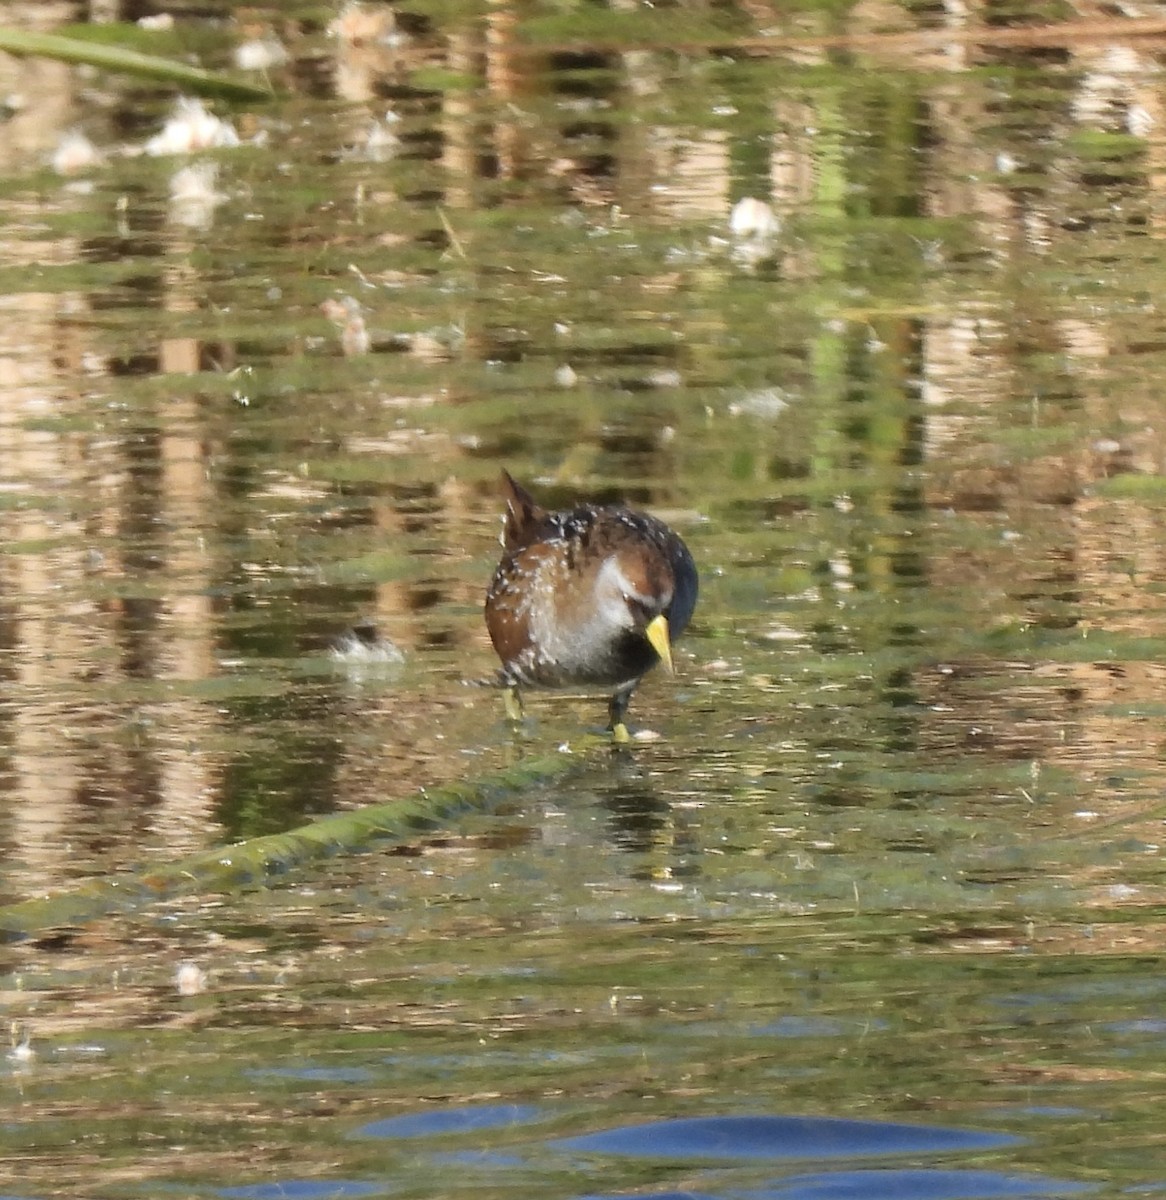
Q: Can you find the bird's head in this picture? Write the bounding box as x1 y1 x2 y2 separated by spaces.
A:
595 552 675 672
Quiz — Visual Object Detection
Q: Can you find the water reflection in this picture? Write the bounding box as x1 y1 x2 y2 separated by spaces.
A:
552 1113 1020 1158
355 1101 543 1138
0 0 1166 1192
218 1183 387 1200
739 1169 1096 1198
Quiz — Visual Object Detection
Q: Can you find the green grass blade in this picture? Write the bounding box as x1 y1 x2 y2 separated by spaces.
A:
0 27 273 102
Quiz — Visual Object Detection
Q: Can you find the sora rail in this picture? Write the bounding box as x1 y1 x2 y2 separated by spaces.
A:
484 471 698 742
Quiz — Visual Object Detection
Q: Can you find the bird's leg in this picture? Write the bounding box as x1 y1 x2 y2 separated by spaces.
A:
608 687 634 744
503 684 525 723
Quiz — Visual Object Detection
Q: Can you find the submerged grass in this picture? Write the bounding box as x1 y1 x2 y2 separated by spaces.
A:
0 744 597 942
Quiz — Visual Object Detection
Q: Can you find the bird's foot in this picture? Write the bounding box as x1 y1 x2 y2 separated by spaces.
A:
503 686 525 723
607 688 635 745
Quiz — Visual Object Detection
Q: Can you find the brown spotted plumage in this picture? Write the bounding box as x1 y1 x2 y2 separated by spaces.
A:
484 471 697 741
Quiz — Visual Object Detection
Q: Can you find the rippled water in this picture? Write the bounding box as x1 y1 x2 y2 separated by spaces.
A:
2 1 1166 1196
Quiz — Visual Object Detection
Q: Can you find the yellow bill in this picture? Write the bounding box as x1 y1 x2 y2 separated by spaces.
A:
645 614 673 673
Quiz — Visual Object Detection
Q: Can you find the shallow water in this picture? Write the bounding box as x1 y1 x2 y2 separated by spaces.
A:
2 0 1166 1196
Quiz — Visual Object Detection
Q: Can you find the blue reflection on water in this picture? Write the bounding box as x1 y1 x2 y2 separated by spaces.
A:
749 1016 887 1038
217 1181 388 1199
741 1167 1096 1198
552 1115 1019 1159
574 1168 1094 1200
354 1102 543 1139
1105 1019 1166 1035
578 1193 719 1200
990 977 1166 1011
430 1150 528 1167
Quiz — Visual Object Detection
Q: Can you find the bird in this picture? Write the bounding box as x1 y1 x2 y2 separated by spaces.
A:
484 471 698 742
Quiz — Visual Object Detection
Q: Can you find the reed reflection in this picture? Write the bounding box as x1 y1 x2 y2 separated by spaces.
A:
0 3 1162 891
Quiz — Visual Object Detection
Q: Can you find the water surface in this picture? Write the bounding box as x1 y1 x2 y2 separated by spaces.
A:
1 1 1165 1196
